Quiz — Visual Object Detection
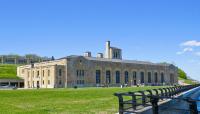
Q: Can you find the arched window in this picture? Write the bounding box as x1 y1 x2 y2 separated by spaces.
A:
116 71 120 83
161 73 165 83
148 72 151 83
140 72 144 83
125 71 129 84
133 71 137 85
170 73 174 84
154 72 158 83
133 71 137 79
59 69 62 76
106 70 111 84
96 70 101 84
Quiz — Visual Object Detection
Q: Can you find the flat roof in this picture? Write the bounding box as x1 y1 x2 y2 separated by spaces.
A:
62 55 172 66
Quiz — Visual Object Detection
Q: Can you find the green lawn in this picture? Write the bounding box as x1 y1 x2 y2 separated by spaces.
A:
0 87 163 114
0 64 19 79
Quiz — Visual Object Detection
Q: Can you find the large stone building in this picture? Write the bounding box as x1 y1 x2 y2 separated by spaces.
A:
17 41 178 88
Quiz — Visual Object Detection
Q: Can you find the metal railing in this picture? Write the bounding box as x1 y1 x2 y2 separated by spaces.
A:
114 84 200 114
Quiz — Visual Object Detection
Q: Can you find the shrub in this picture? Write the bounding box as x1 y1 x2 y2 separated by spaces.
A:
178 68 187 79
74 86 78 89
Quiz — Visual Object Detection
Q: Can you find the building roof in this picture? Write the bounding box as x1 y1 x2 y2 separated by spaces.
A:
61 55 172 66
110 46 121 50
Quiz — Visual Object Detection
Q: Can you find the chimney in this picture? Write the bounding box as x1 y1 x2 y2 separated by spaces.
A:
84 51 92 57
97 53 103 58
105 41 110 58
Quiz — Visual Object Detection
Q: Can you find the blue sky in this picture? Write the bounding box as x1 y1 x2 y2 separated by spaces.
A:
0 0 200 80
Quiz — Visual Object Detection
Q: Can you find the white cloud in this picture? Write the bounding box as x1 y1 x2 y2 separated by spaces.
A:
176 47 193 55
181 40 200 47
183 47 193 52
176 51 183 55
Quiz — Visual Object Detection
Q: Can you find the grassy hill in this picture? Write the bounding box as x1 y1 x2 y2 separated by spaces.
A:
0 64 20 79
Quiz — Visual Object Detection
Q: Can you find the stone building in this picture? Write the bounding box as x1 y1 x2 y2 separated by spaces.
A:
17 41 178 88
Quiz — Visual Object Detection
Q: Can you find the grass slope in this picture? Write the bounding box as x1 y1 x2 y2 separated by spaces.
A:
0 87 162 114
0 64 19 79
178 77 197 85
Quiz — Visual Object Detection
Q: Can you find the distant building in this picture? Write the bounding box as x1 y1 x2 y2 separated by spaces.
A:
17 41 178 88
0 79 24 88
0 54 51 64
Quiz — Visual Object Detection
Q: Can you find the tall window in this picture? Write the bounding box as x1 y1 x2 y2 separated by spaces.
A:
154 72 158 83
133 71 137 79
148 72 151 83
59 69 62 76
170 74 174 84
76 70 79 76
116 71 120 83
96 70 101 84
37 71 39 78
106 70 111 84
76 70 84 77
48 70 50 77
161 73 165 83
81 70 84 76
125 71 129 84
140 72 144 83
42 70 44 77
76 69 85 85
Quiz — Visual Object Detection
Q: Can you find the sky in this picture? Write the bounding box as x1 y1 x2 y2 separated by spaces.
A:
0 0 200 81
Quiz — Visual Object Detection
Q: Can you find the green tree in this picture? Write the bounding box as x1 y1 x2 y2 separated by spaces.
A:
178 68 187 79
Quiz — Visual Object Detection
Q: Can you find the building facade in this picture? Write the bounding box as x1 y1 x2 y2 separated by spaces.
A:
17 41 178 88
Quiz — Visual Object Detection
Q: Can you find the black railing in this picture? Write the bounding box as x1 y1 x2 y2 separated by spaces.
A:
114 84 200 114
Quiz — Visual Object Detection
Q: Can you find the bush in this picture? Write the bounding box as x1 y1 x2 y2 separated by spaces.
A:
178 68 187 79
74 86 78 89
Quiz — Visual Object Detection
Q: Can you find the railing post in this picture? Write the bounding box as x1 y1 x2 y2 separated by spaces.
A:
166 88 171 96
138 91 146 106
158 88 164 100
163 88 168 96
114 93 124 114
150 96 159 114
129 92 136 110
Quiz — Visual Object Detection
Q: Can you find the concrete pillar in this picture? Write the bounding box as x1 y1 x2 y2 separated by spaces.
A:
18 82 20 88
8 82 11 86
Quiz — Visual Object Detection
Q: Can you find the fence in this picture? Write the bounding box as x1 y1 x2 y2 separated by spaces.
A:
114 84 200 114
